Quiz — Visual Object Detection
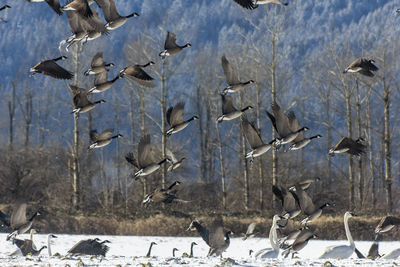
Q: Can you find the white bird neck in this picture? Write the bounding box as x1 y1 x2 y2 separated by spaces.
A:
344 213 354 249
47 235 52 256
269 217 279 251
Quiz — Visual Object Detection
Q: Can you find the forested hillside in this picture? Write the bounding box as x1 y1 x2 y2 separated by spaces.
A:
0 0 399 231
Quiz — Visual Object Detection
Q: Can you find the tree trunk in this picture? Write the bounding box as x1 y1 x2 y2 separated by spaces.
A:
161 60 167 189
383 82 392 212
271 35 278 207
255 80 264 211
240 93 249 211
355 81 363 208
216 123 227 210
345 86 354 210
8 83 16 149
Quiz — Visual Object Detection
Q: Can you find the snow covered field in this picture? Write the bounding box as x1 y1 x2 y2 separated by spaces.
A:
0 233 399 266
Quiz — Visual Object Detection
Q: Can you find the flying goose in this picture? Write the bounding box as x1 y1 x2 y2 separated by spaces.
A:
241 116 275 162
93 0 139 30
187 220 232 257
125 134 168 179
282 228 317 258
288 177 320 191
88 71 120 93
287 111 321 151
12 229 49 256
290 184 330 225
266 102 308 147
319 211 356 259
343 57 379 77
242 222 257 240
254 215 280 258
68 238 110 256
84 52 114 75
62 0 93 18
142 181 189 205
145 241 157 257
88 128 122 149
272 185 301 219
217 94 253 123
159 32 191 59
375 215 400 234
166 148 185 172
27 0 62 15
119 61 155 88
329 137 366 156
221 55 254 94
0 5 10 11
7 203 40 241
30 56 73 80
70 85 105 114
233 0 287 9
166 102 198 137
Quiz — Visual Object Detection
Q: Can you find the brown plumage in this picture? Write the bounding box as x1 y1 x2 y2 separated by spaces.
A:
166 102 198 136
343 57 379 77
233 0 288 9
159 32 191 59
30 56 73 80
119 61 155 87
27 0 62 15
142 181 189 205
6 203 40 241
70 85 105 114
89 128 122 149
68 238 110 256
62 0 92 18
84 52 114 75
329 137 366 156
93 0 139 30
375 216 400 233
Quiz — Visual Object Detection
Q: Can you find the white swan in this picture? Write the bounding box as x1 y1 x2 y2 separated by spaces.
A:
254 215 280 258
47 234 57 256
381 248 400 259
319 211 356 259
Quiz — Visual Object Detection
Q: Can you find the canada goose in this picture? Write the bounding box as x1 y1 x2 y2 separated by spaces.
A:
159 32 191 59
93 0 139 30
88 128 122 149
221 55 254 95
0 5 10 11
62 0 92 18
62 8 107 50
343 57 379 77
319 211 356 259
13 229 48 256
329 137 366 156
272 185 301 220
254 215 280 258
287 112 321 151
396 8 400 13
266 102 308 147
241 116 275 162
166 148 185 172
68 238 110 256
187 220 232 257
84 52 114 75
375 216 400 233
282 228 317 258
142 181 189 205
88 71 120 93
47 233 57 256
125 134 168 179
189 242 197 257
172 248 179 257
217 94 253 123
70 85 105 114
6 203 40 241
30 56 73 80
146 241 157 257
119 61 155 88
366 239 380 259
290 184 330 225
27 0 62 15
166 102 198 137
242 222 257 240
233 0 287 9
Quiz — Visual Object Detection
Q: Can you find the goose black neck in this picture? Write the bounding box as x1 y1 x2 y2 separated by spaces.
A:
53 56 64 62
310 134 321 140
296 127 307 133
320 203 329 209
105 63 113 67
127 12 138 18
241 106 252 112
158 158 167 165
146 242 155 257
111 134 120 139
94 100 104 105
29 211 40 221
190 243 195 257
111 76 120 83
188 116 198 122
39 246 47 253
168 181 179 190
142 62 153 68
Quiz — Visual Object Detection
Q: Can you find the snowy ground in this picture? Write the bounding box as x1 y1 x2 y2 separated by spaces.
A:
0 233 399 266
